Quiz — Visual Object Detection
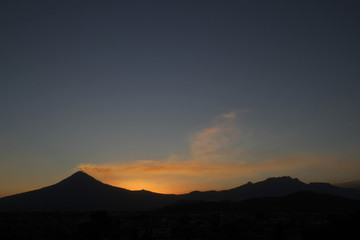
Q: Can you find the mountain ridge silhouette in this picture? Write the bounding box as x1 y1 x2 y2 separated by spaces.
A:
1 171 360 211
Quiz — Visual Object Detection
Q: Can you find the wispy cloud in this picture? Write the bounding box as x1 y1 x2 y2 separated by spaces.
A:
81 110 242 176
79 110 360 193
189 110 242 162
80 110 246 192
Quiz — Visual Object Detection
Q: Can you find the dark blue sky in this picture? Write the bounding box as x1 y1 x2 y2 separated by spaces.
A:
1 0 360 195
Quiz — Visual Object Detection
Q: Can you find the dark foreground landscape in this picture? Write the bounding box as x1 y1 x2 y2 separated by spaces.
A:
1 204 359 240
1 172 360 239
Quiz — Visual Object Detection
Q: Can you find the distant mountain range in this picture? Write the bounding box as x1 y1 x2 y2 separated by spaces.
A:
1 171 360 211
184 176 360 201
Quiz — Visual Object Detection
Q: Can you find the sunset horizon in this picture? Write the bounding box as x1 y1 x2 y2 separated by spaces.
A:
2 1 360 238
1 167 359 198
1 0 360 200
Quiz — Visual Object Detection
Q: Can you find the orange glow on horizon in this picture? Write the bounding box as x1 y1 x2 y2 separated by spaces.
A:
109 180 192 194
78 111 360 194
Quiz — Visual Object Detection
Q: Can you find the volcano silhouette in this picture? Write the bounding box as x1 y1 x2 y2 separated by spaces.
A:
0 171 176 210
1 172 360 211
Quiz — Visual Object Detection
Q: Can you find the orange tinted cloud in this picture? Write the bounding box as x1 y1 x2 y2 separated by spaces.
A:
80 154 360 193
79 111 360 193
189 110 243 162
80 111 245 192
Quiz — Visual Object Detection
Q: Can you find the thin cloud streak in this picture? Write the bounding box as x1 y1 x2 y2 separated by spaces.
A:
79 110 360 193
189 110 241 162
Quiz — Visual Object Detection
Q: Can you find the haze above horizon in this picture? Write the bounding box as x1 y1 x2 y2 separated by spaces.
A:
0 170 354 198
1 0 360 197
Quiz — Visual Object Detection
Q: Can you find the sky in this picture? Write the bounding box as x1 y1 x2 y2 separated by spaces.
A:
1 0 360 196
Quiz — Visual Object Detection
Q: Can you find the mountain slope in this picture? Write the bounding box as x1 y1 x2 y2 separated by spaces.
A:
0 171 176 211
1 173 360 211
182 176 360 201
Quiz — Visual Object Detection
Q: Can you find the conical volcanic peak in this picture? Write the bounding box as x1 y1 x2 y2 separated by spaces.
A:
68 171 96 180
55 171 103 188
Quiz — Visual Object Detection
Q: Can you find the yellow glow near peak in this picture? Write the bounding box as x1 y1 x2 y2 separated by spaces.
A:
111 180 190 194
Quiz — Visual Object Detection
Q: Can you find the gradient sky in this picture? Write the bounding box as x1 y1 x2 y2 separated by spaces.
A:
1 0 360 196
